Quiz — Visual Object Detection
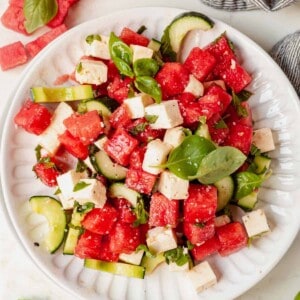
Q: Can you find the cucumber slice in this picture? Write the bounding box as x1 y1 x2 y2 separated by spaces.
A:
84 259 145 279
91 150 128 180
141 253 165 274
148 39 162 52
63 202 94 255
253 155 271 174
161 11 214 60
109 183 140 207
237 191 258 211
31 85 94 103
214 176 234 211
79 97 119 116
29 196 66 253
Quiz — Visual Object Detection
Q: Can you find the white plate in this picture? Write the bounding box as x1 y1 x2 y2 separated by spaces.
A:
1 7 300 300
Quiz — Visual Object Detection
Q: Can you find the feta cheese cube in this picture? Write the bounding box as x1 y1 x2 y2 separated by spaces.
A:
186 261 217 292
130 44 153 62
214 214 231 227
75 59 108 85
146 226 177 254
57 193 75 211
145 100 183 129
39 102 73 154
72 178 107 208
184 74 204 97
119 250 144 265
124 93 153 119
158 171 189 200
84 35 110 60
94 136 108 151
142 139 172 175
242 209 270 238
163 126 186 149
252 128 275 153
57 170 87 199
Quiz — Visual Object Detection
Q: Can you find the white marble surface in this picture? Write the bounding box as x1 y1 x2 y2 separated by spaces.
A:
0 0 299 299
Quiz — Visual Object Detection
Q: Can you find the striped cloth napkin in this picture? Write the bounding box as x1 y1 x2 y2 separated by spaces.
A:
200 0 299 96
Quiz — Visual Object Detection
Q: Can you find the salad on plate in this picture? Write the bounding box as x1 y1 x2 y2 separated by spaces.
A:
13 11 275 293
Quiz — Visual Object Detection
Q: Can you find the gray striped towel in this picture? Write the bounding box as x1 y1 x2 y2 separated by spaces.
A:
200 0 295 11
200 0 300 96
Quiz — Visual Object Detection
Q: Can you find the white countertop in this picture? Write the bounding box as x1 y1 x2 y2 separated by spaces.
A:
0 0 299 299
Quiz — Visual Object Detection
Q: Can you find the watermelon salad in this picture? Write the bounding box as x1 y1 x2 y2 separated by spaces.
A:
13 12 276 293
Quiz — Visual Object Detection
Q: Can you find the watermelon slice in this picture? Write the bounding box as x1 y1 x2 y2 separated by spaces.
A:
0 41 28 71
1 4 28 35
25 24 68 58
47 0 79 28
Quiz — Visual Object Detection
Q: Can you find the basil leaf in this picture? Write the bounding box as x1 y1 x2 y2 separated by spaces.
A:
164 247 190 267
236 90 252 102
76 159 88 173
137 25 147 34
113 57 134 78
133 198 149 227
24 0 58 34
35 144 42 161
235 171 264 199
165 135 216 180
109 32 134 77
73 201 94 214
133 58 159 77
129 122 148 135
294 291 300 300
134 76 162 103
145 114 158 124
73 181 91 192
232 91 249 118
136 244 155 258
195 146 247 184
86 34 101 45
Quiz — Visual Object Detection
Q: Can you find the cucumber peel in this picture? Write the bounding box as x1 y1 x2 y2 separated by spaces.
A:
29 196 66 254
161 11 214 61
84 259 145 279
31 85 94 103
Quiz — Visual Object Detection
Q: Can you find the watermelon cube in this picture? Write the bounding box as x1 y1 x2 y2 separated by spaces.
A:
149 192 179 228
25 24 67 58
82 205 119 235
1 4 28 35
125 168 157 195
0 41 28 70
109 104 132 129
14 100 52 134
47 0 79 28
63 110 104 146
9 0 24 7
120 27 150 47
207 113 229 145
191 235 221 261
155 62 190 99
104 127 139 166
183 47 217 82
184 218 215 245
216 222 248 256
184 184 217 223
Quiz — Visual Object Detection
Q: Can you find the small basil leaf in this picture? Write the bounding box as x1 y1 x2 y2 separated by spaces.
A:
136 244 155 258
109 32 134 77
133 198 149 227
145 114 158 124
232 91 249 118
113 57 134 78
164 247 190 267
235 171 264 199
133 58 159 77
165 135 216 180
86 34 101 45
134 76 162 103
236 90 252 102
195 146 247 184
137 25 147 34
73 181 91 192
35 144 42 161
24 0 58 34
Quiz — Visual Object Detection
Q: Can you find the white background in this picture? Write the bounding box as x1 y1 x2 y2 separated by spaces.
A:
0 0 299 299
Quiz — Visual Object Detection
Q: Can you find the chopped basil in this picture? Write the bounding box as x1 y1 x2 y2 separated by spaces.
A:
136 244 155 258
137 25 147 34
232 91 249 118
76 62 83 73
35 144 42 161
134 76 162 103
85 34 101 45
194 222 206 228
250 144 261 156
214 118 228 129
74 201 94 214
76 159 88 173
133 198 149 227
54 188 61 195
73 181 91 192
145 114 158 124
187 240 194 250
236 90 252 102
164 247 190 267
234 171 264 199
129 122 148 135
